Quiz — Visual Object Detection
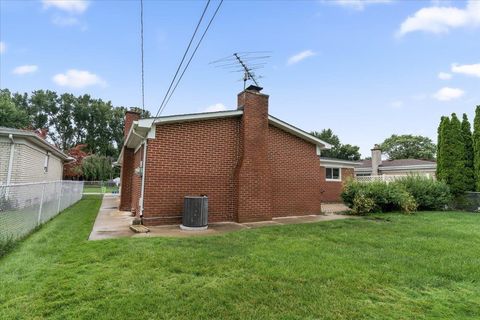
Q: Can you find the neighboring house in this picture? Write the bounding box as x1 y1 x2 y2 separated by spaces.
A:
319 157 362 202
118 86 335 225
355 145 437 178
0 127 70 185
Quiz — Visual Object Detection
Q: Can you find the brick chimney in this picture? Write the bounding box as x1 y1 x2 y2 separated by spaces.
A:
235 86 272 222
124 110 141 138
120 110 141 211
371 144 382 176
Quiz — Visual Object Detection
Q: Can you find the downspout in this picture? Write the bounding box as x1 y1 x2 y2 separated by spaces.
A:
139 139 148 224
5 134 15 197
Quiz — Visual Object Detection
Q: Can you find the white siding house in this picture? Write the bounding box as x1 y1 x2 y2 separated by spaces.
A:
0 127 70 185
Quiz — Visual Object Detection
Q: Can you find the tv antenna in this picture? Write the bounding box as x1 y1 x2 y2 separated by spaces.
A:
210 51 270 90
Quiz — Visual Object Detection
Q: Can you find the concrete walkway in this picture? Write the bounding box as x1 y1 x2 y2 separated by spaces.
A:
321 203 350 214
88 194 134 240
89 195 354 241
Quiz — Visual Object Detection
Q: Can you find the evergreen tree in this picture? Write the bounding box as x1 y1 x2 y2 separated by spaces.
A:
461 114 475 191
443 113 467 194
436 116 447 181
474 106 480 191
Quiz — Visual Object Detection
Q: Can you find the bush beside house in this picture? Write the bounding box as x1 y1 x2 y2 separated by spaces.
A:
342 176 451 215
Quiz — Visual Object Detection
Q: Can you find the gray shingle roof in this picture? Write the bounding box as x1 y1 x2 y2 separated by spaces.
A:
358 159 436 169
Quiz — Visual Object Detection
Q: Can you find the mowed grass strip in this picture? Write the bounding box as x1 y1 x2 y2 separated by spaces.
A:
0 195 479 319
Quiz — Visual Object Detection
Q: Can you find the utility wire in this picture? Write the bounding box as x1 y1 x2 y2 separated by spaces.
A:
160 0 224 114
153 0 211 119
140 0 145 112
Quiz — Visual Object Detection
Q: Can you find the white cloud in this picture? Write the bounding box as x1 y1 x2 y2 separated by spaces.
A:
438 72 452 80
42 0 89 14
53 69 106 88
433 87 465 101
0 42 5 54
397 0 480 36
202 103 228 113
451 63 480 78
13 65 39 75
326 0 392 10
287 50 316 65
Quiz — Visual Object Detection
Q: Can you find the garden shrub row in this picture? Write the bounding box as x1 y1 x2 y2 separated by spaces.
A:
341 176 451 215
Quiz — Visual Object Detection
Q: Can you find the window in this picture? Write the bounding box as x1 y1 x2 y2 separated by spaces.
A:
326 167 341 181
44 152 50 173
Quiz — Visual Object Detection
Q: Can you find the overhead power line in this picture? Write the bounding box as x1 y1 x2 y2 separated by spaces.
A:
154 0 220 119
160 0 224 114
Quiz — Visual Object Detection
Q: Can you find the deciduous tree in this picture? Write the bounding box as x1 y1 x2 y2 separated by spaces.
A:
380 134 436 160
0 89 30 129
311 129 361 161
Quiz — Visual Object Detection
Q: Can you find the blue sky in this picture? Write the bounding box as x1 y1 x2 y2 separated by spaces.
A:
1 0 479 157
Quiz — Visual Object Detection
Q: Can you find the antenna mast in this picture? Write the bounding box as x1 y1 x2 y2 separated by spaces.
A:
233 53 259 89
209 51 270 90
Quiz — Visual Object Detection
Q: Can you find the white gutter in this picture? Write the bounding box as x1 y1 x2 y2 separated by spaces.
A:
139 139 148 219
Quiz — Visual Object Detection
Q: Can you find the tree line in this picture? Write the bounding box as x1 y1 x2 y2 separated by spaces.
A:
0 89 150 157
311 129 436 161
437 106 480 194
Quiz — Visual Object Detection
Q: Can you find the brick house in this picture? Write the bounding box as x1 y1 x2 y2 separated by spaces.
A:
319 157 361 202
118 87 338 225
355 145 437 178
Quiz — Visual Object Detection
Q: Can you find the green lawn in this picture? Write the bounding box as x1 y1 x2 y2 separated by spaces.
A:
1 196 479 319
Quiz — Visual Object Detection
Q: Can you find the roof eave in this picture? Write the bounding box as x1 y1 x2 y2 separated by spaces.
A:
0 128 70 160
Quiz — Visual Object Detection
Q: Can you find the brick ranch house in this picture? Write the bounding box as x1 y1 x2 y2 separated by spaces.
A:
319 157 361 202
117 86 361 226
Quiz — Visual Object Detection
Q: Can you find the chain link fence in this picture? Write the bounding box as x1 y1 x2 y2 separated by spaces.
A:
83 180 119 194
453 192 480 212
0 181 84 242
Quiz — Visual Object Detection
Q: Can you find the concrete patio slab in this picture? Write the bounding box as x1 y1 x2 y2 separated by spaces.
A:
321 203 350 214
89 195 355 241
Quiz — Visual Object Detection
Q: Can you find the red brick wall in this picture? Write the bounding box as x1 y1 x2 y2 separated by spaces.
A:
319 167 354 203
141 118 241 225
269 126 322 216
119 111 140 211
119 147 134 211
235 90 273 222
124 111 140 138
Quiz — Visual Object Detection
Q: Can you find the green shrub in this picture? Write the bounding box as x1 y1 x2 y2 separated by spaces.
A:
342 180 417 214
395 176 451 210
341 177 451 214
352 193 376 215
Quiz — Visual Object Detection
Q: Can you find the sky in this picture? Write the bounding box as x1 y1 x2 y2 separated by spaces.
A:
1 0 479 157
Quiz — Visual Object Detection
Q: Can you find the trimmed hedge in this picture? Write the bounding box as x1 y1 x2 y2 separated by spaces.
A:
342 176 451 215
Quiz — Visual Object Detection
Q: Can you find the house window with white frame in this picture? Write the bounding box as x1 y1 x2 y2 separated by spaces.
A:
325 167 341 181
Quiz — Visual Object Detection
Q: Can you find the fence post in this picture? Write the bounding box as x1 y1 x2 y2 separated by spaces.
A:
37 182 46 225
57 180 63 213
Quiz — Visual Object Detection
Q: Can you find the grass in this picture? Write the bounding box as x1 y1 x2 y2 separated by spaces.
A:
1 196 479 319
